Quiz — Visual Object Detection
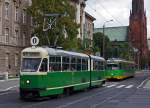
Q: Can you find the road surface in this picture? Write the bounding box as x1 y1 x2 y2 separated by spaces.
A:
0 71 150 108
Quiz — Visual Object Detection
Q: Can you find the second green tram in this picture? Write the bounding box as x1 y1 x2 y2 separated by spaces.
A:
20 47 106 99
106 58 136 80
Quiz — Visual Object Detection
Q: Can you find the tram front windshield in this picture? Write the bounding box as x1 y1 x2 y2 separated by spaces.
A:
21 58 41 72
107 64 119 70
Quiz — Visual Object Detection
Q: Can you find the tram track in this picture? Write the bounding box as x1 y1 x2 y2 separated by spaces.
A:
91 88 136 108
0 71 150 108
21 86 117 108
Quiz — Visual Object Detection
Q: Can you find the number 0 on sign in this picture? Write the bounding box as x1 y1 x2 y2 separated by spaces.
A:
31 36 39 46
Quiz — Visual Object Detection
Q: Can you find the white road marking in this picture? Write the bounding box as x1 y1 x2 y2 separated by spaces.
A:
106 84 116 88
125 85 134 88
5 85 19 91
116 85 126 88
0 85 19 92
137 76 150 89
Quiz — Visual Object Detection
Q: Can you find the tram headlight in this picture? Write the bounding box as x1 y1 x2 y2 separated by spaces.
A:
26 80 30 84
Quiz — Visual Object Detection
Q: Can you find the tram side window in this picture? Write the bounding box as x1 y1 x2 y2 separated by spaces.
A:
82 59 88 71
77 58 81 71
39 58 48 72
93 60 96 70
124 63 128 70
99 61 104 70
119 63 122 69
71 57 77 71
49 57 61 71
132 65 135 69
93 60 99 71
62 57 70 71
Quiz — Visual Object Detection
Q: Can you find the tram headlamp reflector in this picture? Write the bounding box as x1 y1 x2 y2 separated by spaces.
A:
26 80 30 84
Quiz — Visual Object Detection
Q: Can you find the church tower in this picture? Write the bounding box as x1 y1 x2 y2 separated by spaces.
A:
129 0 148 68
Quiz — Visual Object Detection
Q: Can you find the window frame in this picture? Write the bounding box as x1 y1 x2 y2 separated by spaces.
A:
15 7 19 22
4 28 9 43
4 2 9 19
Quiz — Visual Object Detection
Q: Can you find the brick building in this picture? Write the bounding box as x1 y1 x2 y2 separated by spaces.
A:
129 0 148 67
94 0 148 68
0 0 32 74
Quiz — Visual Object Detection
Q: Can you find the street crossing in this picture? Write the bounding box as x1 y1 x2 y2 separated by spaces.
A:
103 83 134 89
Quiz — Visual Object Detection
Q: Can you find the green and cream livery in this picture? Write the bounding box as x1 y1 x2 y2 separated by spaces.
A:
20 46 106 99
106 58 136 80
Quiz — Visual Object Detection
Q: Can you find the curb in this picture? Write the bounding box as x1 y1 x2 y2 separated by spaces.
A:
0 78 19 82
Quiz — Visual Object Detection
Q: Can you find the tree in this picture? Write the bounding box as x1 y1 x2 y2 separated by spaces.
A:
111 41 134 60
27 0 80 50
93 32 110 57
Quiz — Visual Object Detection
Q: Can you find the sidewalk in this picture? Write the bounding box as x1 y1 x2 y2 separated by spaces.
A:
0 78 19 92
143 80 150 89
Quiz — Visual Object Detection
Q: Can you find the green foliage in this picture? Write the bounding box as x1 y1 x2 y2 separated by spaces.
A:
93 32 110 56
27 0 79 50
110 41 134 60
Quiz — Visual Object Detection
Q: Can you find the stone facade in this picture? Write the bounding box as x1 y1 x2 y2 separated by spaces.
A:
129 0 148 67
71 0 95 49
0 0 32 74
84 12 95 48
71 0 87 40
0 0 94 74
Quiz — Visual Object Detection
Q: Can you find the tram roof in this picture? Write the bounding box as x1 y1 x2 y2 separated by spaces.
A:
22 47 105 60
45 47 89 58
107 59 135 64
90 55 105 61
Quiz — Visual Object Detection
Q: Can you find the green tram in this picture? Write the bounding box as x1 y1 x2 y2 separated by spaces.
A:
106 58 136 80
20 47 106 99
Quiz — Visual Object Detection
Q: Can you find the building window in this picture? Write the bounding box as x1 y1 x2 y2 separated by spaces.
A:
4 28 9 43
15 54 18 67
5 53 9 68
15 29 19 45
23 9 26 24
31 17 33 26
15 7 19 22
0 4 1 22
5 2 9 19
22 32 26 46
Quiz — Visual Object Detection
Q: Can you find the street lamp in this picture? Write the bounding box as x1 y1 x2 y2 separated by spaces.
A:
102 19 113 58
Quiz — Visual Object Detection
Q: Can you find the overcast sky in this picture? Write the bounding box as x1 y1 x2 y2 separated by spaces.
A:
85 0 150 38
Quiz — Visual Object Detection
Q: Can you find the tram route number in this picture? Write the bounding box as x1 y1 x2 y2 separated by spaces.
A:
31 36 39 46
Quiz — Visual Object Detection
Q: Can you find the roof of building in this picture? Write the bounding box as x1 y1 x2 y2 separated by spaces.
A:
85 12 96 21
94 26 129 42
